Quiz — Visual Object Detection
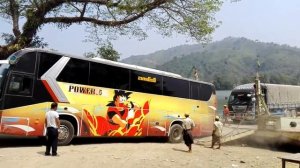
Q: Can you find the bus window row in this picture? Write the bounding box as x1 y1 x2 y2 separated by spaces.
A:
9 52 213 101
56 58 214 101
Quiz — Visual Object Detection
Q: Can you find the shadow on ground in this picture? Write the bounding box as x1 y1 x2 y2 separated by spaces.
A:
0 135 168 148
1 134 299 154
72 136 169 145
0 135 45 147
172 148 189 153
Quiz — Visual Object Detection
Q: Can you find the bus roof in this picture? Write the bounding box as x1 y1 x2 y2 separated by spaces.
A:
91 57 182 78
17 48 213 86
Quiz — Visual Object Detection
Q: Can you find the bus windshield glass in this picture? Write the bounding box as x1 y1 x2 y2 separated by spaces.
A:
0 63 10 96
0 50 22 97
228 92 252 105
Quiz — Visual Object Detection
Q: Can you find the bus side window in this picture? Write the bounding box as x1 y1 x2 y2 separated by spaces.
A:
12 52 37 74
130 70 162 95
163 77 189 99
89 62 129 90
190 82 199 100
57 58 89 85
198 84 213 101
38 53 61 78
8 74 33 96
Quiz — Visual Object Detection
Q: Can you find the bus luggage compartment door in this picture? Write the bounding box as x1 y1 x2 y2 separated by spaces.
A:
146 111 167 136
0 116 32 136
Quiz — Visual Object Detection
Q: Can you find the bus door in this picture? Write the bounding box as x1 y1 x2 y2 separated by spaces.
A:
0 72 37 136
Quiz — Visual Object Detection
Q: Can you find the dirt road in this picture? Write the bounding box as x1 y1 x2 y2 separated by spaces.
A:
0 136 298 168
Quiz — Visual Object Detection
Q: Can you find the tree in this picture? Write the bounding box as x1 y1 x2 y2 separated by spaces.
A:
97 42 120 61
1 33 48 48
0 0 222 59
85 42 120 61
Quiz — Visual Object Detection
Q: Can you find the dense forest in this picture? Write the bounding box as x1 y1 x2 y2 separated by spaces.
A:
122 37 300 90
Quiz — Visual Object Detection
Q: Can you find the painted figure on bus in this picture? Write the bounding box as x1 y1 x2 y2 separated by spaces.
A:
83 90 150 136
106 90 138 131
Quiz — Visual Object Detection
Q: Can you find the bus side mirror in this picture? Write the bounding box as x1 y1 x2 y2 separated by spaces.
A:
9 55 18 65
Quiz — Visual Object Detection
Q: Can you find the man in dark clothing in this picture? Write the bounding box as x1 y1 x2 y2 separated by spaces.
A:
45 102 60 156
182 114 195 152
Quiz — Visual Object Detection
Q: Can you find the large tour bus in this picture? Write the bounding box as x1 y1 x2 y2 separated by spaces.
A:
228 83 300 123
0 48 217 145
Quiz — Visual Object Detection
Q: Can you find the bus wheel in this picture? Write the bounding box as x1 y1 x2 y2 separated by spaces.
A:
169 124 183 143
58 120 74 146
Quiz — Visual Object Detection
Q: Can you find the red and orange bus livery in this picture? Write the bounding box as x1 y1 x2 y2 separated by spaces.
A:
0 48 217 145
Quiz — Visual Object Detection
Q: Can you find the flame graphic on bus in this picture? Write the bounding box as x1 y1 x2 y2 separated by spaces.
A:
83 101 150 136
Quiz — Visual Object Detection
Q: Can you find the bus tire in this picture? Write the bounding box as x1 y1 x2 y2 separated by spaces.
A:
169 124 183 143
58 120 74 146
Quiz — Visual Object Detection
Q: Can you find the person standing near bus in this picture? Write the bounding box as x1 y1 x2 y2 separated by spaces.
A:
211 116 223 149
182 114 195 152
223 105 230 126
45 102 60 156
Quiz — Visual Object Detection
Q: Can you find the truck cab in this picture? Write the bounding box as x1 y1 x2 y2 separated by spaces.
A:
228 84 256 123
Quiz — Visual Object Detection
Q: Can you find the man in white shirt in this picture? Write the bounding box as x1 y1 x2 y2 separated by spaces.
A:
211 116 223 149
182 114 195 152
45 102 60 156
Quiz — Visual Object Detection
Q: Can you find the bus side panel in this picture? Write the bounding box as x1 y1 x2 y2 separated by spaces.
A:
0 83 216 138
57 82 215 138
0 103 49 136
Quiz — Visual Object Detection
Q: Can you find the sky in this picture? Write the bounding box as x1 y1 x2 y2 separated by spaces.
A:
1 0 300 59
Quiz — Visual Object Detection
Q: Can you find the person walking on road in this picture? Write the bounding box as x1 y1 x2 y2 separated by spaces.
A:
211 116 223 149
182 114 195 152
45 102 60 156
223 105 230 126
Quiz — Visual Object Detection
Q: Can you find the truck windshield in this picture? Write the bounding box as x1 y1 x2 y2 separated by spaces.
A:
228 92 252 105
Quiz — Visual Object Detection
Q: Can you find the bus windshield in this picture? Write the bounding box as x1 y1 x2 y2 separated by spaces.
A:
0 62 10 96
228 92 252 105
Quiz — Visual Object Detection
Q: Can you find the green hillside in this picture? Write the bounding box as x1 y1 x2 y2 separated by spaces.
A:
121 44 204 68
121 37 300 89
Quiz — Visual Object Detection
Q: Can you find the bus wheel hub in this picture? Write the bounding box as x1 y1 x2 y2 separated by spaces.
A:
58 125 70 140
